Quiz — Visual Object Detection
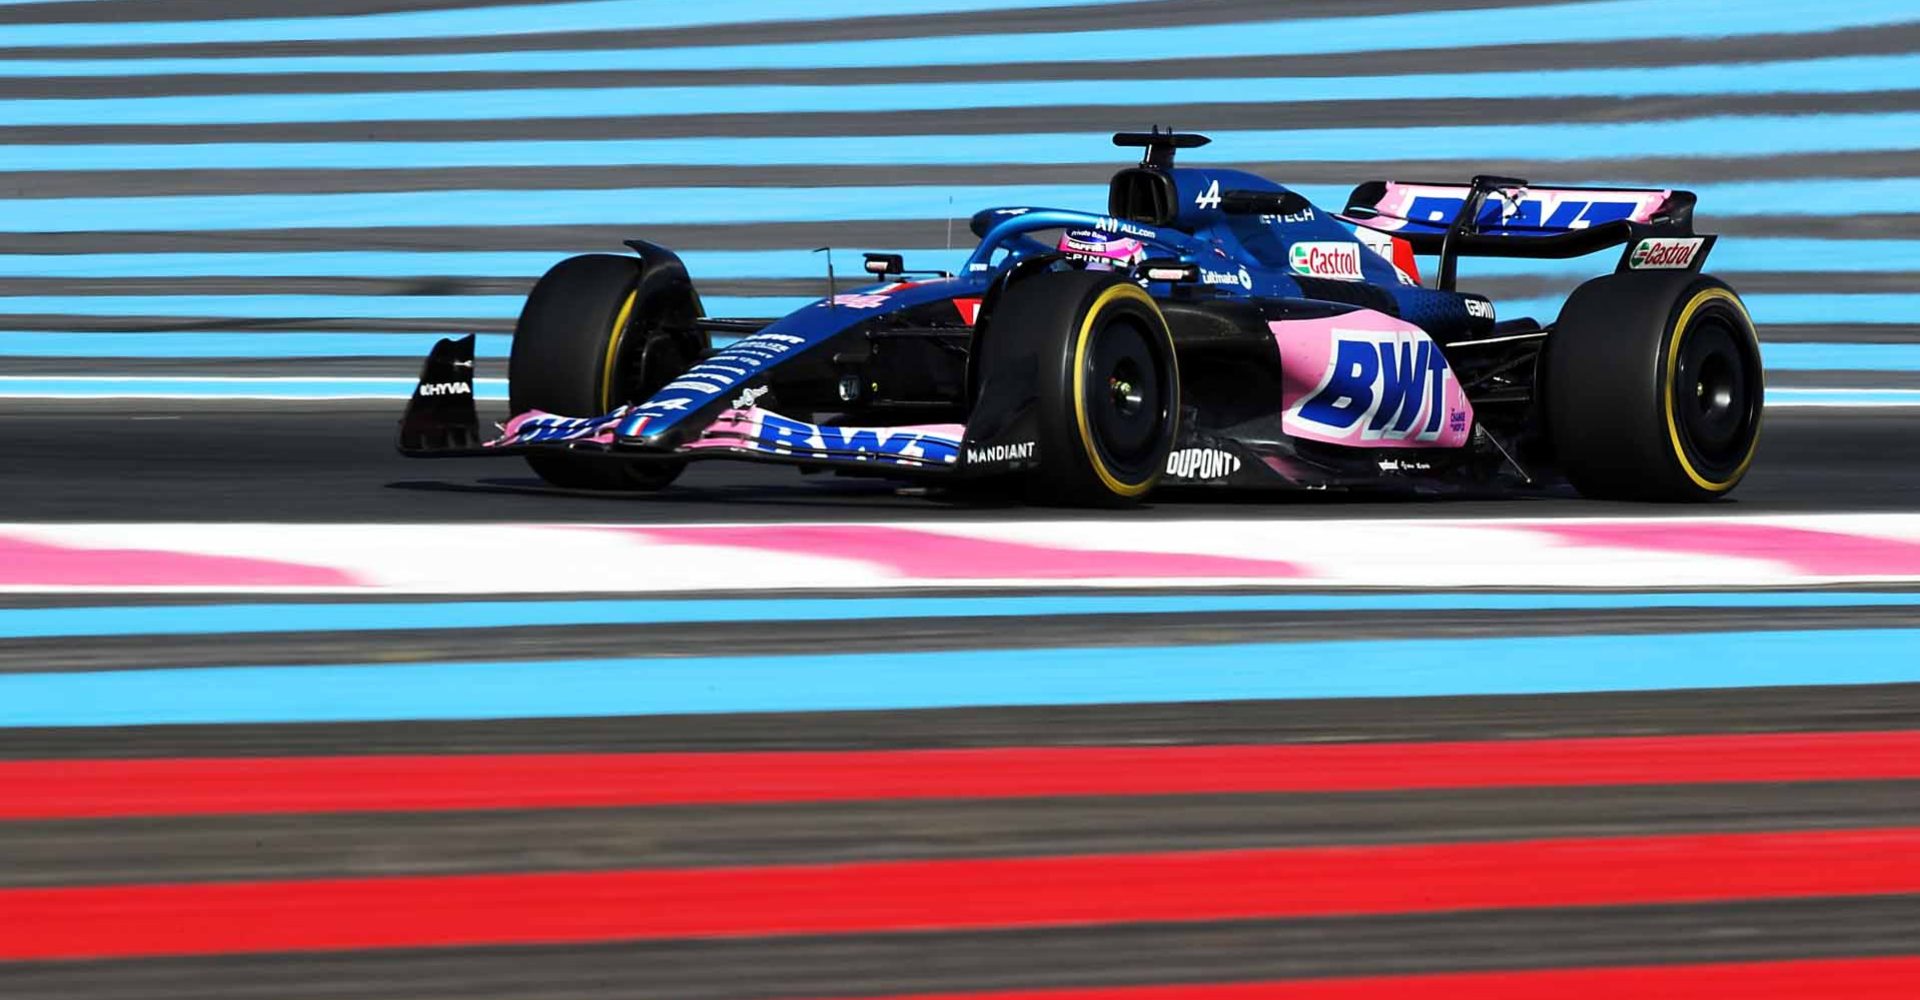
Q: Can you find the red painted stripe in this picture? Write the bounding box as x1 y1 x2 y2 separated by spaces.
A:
5 828 1920 961
799 956 1920 1000
5 730 1920 820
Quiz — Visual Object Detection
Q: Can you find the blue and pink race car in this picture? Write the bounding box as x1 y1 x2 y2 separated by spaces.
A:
399 130 1762 505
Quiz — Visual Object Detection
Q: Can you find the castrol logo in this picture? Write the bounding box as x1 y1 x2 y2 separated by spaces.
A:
1628 237 1705 270
1289 241 1365 281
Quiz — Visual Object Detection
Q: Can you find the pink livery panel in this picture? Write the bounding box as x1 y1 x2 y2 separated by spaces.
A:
1272 311 1474 449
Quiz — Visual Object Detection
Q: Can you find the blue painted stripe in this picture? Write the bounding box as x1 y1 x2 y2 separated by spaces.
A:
1497 294 1920 327
8 591 1920 642
3 178 1918 237
1 290 1903 327
1462 240 1920 278
0 294 804 320
6 116 1919 174
0 0 1136 48
10 54 1918 126
0 241 1894 283
1769 388 1920 406
0 376 509 399
1764 343 1920 371
0 1 1907 76
3 628 1918 727
7 332 1918 366
0 332 515 358
0 249 968 281
0 377 1909 403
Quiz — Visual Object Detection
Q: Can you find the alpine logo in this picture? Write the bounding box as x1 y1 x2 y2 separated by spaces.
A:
965 441 1036 465
1628 237 1706 270
1289 242 1365 281
1290 332 1457 443
1165 448 1241 480
417 381 471 396
1194 179 1222 210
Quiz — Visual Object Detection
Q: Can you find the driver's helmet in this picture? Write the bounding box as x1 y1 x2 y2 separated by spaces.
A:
1058 229 1145 271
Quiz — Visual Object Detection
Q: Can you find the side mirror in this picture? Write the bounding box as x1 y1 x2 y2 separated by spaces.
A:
1136 258 1199 283
864 253 905 277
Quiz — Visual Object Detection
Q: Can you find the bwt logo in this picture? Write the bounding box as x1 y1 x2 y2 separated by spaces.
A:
1291 333 1456 442
1405 194 1641 231
753 413 959 465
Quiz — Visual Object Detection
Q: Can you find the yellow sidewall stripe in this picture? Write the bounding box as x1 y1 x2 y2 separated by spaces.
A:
1664 285 1762 492
598 287 639 412
1070 283 1177 499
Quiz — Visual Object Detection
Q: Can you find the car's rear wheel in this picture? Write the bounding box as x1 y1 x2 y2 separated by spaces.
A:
1545 271 1763 501
508 253 704 490
983 270 1180 506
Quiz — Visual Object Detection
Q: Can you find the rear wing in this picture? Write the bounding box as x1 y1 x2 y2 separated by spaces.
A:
1341 175 1703 290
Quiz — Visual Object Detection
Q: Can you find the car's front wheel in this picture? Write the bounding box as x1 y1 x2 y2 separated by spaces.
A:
982 270 1181 506
508 253 704 490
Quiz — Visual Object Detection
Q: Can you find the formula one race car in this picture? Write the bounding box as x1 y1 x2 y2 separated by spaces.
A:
398 130 1762 504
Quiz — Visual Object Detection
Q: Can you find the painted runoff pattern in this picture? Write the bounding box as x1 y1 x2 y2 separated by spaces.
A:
0 0 1914 399
9 512 1920 992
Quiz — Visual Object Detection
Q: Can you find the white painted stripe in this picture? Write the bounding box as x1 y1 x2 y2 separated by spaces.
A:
5 514 1920 594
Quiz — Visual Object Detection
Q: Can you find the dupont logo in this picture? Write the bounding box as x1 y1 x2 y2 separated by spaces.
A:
1629 237 1705 270
1289 242 1365 281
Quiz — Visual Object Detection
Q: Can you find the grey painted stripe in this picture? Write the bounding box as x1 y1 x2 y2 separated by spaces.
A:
0 0 583 26
6 683 1919 759
14 606 1920 674
1771 323 1920 343
0 0 1596 61
1769 371 1920 388
1465 272 1920 300
2 781 1912 887
6 21 1913 94
13 91 1919 144
9 150 1919 198
6 898 1918 1000
8 215 1915 256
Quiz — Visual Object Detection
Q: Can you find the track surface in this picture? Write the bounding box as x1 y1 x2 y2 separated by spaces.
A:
5 402 1920 997
3 402 1915 521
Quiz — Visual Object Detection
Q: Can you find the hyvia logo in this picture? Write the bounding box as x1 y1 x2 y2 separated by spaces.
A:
417 381 471 397
1165 448 1241 480
1290 332 1457 443
1289 242 1364 281
1629 237 1705 270
752 413 959 465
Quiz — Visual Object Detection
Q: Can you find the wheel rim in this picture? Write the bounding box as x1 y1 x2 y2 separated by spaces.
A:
1671 307 1761 481
1081 312 1173 481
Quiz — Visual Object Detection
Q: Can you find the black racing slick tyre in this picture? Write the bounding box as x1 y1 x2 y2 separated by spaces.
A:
990 270 1180 506
508 253 705 490
1545 272 1763 501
